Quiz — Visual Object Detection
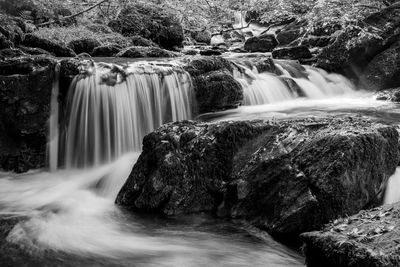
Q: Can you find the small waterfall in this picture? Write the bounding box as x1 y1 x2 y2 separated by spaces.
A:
48 63 60 172
384 167 400 204
232 60 355 106
58 61 194 169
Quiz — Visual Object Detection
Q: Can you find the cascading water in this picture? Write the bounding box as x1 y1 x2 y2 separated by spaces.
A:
232 60 355 106
60 61 193 169
1 55 383 267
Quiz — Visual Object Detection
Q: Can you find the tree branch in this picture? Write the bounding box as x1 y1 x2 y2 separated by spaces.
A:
37 0 111 27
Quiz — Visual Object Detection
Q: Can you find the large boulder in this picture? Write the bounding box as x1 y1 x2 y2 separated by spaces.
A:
317 3 400 79
272 46 312 60
359 40 400 90
116 46 177 58
192 70 243 113
276 19 307 46
67 38 101 55
192 30 212 44
244 34 278 52
109 3 184 50
182 56 242 113
22 34 76 57
116 118 399 242
91 44 121 57
0 56 57 172
302 203 400 267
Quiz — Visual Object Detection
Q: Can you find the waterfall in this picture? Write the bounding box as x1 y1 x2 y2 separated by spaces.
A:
232 61 355 106
49 58 355 170
57 61 194 169
48 63 60 172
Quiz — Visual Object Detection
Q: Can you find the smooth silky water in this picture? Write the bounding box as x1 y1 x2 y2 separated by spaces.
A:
1 57 400 266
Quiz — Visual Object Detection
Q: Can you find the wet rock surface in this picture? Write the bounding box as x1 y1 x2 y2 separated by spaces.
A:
244 34 278 52
116 118 399 242
0 56 57 172
183 56 242 113
192 70 242 113
302 204 400 267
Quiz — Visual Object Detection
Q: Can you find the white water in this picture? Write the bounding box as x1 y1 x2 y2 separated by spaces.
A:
0 153 303 265
4 56 399 266
233 61 355 106
62 62 193 169
384 168 400 204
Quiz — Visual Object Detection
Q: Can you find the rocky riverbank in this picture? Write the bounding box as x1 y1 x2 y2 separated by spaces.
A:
302 203 400 267
116 117 399 243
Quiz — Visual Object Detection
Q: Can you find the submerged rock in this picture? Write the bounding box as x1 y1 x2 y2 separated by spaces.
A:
244 34 278 52
302 204 400 267
116 118 399 241
0 56 57 172
22 34 76 57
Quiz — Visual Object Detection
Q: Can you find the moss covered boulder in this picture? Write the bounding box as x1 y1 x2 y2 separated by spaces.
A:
0 56 57 172
182 56 243 113
360 40 400 90
302 204 400 267
109 3 184 50
22 34 76 57
116 118 399 242
67 38 101 55
244 34 278 52
193 70 242 113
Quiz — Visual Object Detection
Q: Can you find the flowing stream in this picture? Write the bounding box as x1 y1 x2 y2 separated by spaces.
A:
1 57 400 266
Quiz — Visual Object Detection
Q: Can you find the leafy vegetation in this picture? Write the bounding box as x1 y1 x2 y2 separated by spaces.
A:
33 25 131 47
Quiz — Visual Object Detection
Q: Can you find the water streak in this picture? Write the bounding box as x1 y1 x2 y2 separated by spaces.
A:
61 62 194 169
232 61 355 106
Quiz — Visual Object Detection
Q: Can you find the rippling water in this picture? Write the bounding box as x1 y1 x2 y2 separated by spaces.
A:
0 152 304 267
2 87 400 266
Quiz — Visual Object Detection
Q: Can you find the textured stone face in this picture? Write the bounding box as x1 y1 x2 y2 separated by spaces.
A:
244 34 278 52
116 118 399 242
302 203 400 267
0 56 57 172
